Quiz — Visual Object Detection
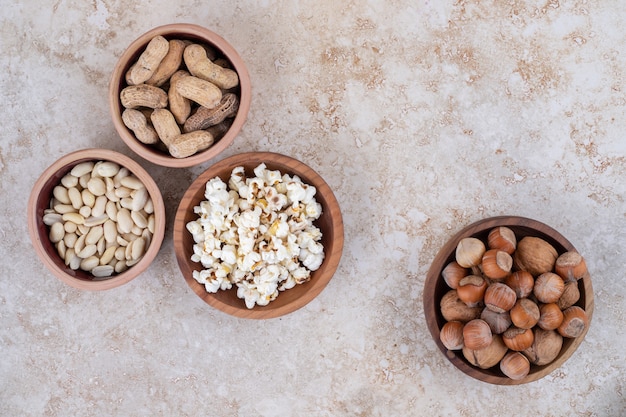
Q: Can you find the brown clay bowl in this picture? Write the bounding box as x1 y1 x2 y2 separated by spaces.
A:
174 152 344 319
108 23 251 168
27 149 166 290
423 216 594 385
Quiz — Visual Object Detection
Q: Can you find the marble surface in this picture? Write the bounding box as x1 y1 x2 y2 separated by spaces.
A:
2 0 625 415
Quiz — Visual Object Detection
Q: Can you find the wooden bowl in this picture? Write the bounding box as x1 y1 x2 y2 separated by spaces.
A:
108 23 251 168
173 152 344 319
423 216 594 385
27 149 166 290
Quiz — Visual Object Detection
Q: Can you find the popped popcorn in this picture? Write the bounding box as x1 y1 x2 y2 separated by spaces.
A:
186 163 325 309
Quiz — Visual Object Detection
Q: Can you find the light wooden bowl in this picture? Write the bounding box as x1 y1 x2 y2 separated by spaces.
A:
27 149 166 290
173 152 344 319
423 216 594 385
108 23 251 168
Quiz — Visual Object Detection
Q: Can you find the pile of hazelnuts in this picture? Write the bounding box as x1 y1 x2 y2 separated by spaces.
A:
438 226 590 381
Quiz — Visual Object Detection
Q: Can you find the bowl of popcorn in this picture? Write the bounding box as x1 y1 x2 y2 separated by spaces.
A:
108 23 251 168
173 152 344 318
423 216 593 384
28 148 166 290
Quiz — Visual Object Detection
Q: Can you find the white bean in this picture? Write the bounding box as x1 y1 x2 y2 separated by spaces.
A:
114 246 126 261
92 265 114 277
147 214 155 234
105 201 118 221
63 221 77 234
131 210 148 229
96 161 120 177
64 248 76 266
63 232 77 249
117 208 133 234
44 159 155 278
80 256 99 271
69 252 81 270
100 246 117 265
130 237 146 260
85 225 103 245
74 234 86 255
68 187 83 209
92 195 107 217
131 187 149 212
114 260 128 273
70 161 94 177
54 204 76 214
103 220 117 243
105 177 115 193
77 224 89 236
120 175 144 190
96 235 106 256
87 177 106 196
81 189 96 208
49 222 65 243
43 213 63 226
144 198 154 214
78 205 91 218
53 186 70 205
60 173 79 188
113 167 130 187
78 244 98 259
119 197 134 210
62 212 85 225
84 215 108 228
79 172 91 189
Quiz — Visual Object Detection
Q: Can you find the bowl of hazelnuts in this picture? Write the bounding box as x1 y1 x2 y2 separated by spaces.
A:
423 216 594 385
109 23 251 168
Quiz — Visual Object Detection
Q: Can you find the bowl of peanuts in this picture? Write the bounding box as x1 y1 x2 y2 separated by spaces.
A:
28 148 166 290
108 23 251 168
173 152 344 319
423 216 594 384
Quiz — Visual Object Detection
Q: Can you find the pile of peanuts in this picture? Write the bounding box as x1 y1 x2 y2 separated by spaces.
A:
43 161 155 278
120 35 240 158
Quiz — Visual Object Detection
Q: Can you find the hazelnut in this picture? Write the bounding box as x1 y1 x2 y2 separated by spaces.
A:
481 308 512 335
440 320 464 350
487 226 517 255
522 328 563 365
510 298 540 329
482 249 513 280
557 281 580 310
484 282 517 314
503 326 535 351
534 272 565 303
440 290 483 322
555 251 588 282
513 236 558 276
500 351 530 381
441 261 468 289
462 319 493 350
462 334 508 369
455 237 486 272
557 306 589 338
456 275 488 308
537 303 564 331
505 270 535 299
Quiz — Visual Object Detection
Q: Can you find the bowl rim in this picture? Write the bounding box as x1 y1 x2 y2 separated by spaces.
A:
173 151 344 319
423 215 594 385
108 23 252 168
27 148 166 290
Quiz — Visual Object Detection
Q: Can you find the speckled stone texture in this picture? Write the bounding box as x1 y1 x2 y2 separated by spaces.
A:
2 1 625 416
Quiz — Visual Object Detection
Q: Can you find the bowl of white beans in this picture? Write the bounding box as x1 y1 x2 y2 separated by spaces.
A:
28 148 166 290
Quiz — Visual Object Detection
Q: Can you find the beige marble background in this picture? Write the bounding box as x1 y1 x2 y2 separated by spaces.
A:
2 0 625 416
